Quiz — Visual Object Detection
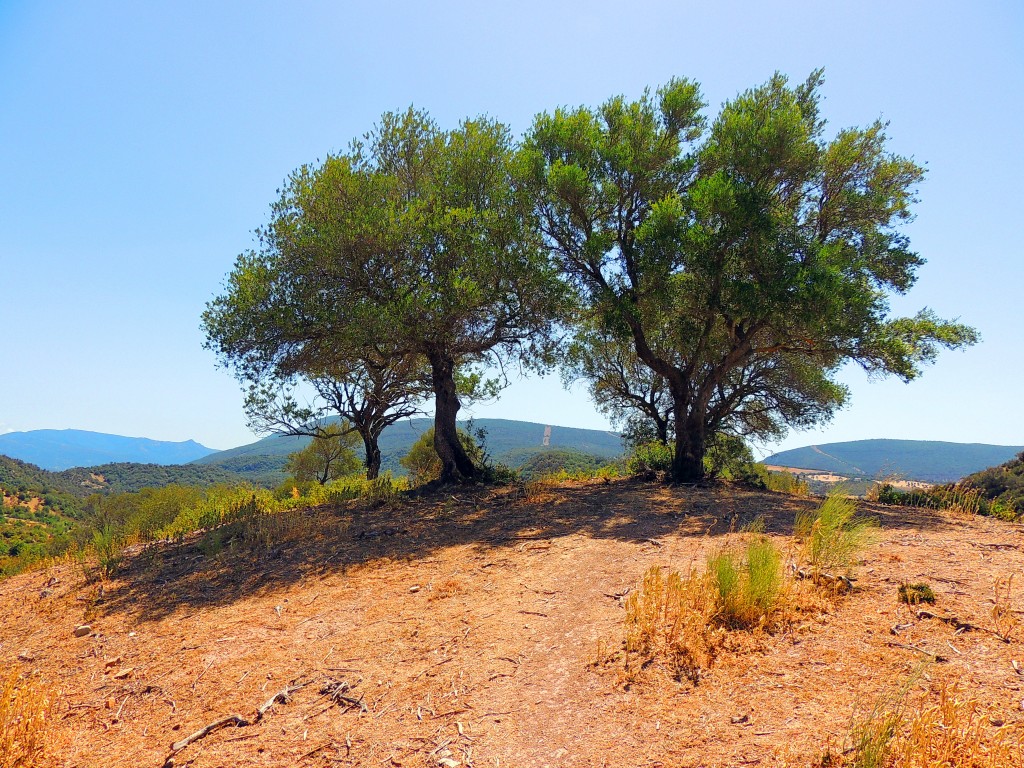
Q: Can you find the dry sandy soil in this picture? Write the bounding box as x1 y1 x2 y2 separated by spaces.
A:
2 480 1023 767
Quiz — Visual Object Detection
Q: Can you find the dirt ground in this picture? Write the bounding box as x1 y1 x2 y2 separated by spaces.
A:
2 480 1022 767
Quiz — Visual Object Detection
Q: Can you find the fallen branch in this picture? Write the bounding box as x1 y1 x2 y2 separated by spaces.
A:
168 714 251 754
321 679 367 712
255 681 311 722
793 567 854 593
915 609 980 634
885 641 947 662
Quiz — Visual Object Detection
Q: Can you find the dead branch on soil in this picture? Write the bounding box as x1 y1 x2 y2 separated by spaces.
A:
320 679 367 711
255 680 312 722
885 641 948 662
792 566 854 593
915 609 980 635
165 714 251 760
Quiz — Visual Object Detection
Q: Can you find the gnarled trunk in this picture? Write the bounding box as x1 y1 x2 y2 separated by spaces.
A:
672 417 707 483
360 430 382 480
427 351 477 483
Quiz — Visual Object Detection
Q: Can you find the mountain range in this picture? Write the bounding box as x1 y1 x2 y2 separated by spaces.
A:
764 439 1024 483
0 429 217 471
2 426 1022 488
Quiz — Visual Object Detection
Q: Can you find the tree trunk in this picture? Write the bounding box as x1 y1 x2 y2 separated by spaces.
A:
654 415 669 445
360 430 382 480
428 351 477 483
672 418 707 483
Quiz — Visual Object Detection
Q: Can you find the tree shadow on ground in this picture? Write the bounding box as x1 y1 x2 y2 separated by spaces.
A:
99 479 956 624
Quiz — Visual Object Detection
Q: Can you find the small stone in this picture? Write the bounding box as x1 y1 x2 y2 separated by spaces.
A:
74 624 92 638
17 651 35 662
409 585 420 593
40 589 52 599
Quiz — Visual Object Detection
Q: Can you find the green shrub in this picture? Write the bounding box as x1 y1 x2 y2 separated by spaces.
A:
709 536 784 628
626 441 674 475
400 427 483 485
898 582 936 605
795 491 875 577
764 470 810 496
91 525 123 578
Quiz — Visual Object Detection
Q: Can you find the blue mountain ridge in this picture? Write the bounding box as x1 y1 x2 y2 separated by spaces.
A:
0 429 218 471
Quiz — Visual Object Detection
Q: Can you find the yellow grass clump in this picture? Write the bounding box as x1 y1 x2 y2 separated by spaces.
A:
0 668 53 768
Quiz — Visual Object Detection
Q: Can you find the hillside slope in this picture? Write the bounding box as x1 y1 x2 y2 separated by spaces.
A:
765 438 1024 482
0 429 217 471
4 482 1022 766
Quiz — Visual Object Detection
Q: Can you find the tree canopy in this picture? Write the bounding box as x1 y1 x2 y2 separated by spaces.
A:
206 72 977 486
203 108 566 483
524 71 977 481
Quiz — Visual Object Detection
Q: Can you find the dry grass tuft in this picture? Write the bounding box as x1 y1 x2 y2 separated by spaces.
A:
896 684 1024 767
826 681 1024 768
622 565 722 683
0 668 53 768
991 573 1020 643
795 492 875 578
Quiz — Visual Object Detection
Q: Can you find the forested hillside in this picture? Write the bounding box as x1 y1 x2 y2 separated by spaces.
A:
961 450 1024 512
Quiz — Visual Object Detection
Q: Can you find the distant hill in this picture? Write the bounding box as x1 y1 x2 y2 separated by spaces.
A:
765 439 1024 483
0 429 217 471
194 418 624 483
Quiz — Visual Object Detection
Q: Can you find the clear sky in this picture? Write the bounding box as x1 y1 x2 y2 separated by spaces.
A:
1 1 1021 454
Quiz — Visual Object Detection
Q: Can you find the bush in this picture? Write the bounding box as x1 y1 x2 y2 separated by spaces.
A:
400 427 483 485
898 582 936 605
764 470 810 496
709 536 784 628
795 492 875 577
621 537 787 683
626 441 674 475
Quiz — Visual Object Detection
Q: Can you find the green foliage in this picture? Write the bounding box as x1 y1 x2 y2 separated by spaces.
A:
762 469 811 496
90 526 123 579
898 582 936 605
873 479 1018 521
627 441 675 475
284 423 361 485
59 462 240 494
400 427 482 486
795 492 876 576
514 449 610 480
703 434 764 484
709 536 784 628
526 72 976 482
203 108 567 483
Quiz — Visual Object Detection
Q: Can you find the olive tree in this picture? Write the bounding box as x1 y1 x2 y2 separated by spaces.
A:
527 72 977 481
204 108 565 483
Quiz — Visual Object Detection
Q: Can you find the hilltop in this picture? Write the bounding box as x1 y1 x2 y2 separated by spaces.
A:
765 439 1024 483
3 480 1022 766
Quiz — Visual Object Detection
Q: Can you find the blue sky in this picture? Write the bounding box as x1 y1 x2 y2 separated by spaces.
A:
1 1 1021 454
